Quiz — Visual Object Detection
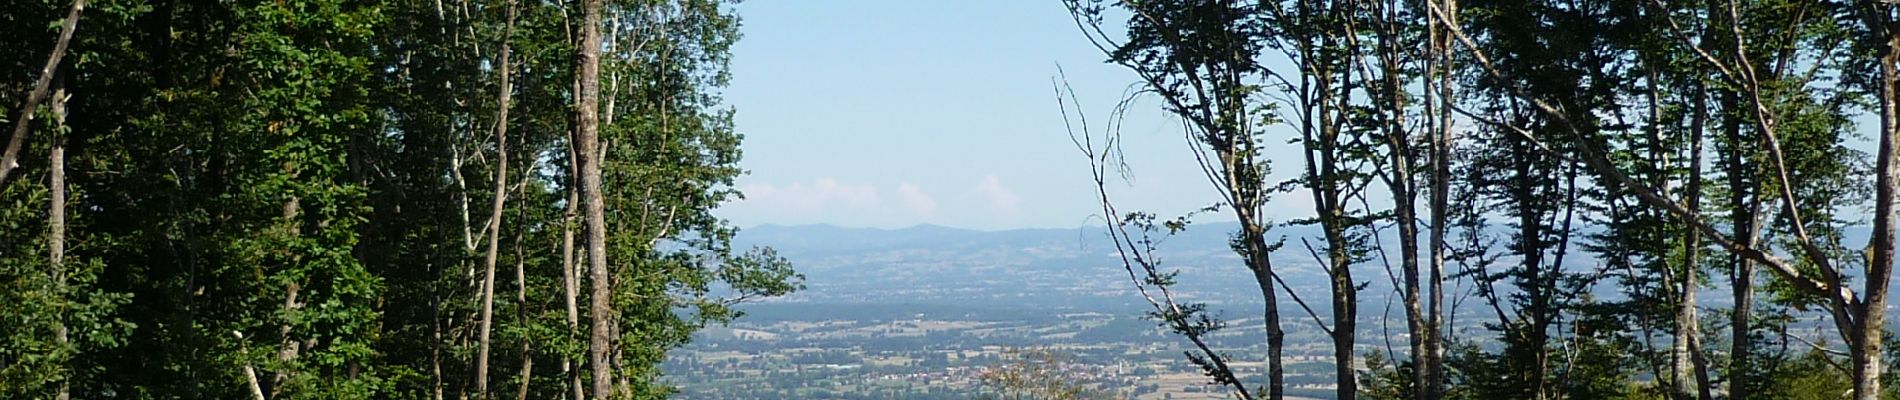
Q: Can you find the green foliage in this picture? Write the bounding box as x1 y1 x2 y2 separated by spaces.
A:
0 0 794 398
1764 351 1854 400
0 175 131 398
978 348 1119 400
1358 351 1413 400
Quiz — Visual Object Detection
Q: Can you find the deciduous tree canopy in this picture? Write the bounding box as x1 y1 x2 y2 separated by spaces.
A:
0 0 800 398
1066 0 1900 399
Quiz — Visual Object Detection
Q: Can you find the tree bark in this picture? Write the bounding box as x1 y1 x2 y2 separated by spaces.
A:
1853 25 1900 400
274 199 303 395
561 142 582 400
559 34 586 398
1239 220 1284 400
0 0 86 188
1674 88 1710 400
513 166 532 400
1311 23 1357 399
575 0 610 395
1722 84 1758 400
1423 1 1455 397
1650 61 1705 400
474 0 518 394
49 81 70 400
1510 132 1550 400
236 332 268 400
1358 3 1424 395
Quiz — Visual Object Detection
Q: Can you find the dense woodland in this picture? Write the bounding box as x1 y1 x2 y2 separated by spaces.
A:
1063 0 1900 399
7 0 1900 399
0 0 801 399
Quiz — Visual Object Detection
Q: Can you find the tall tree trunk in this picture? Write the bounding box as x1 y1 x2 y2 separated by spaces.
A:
575 0 611 395
1854 26 1900 400
1723 85 1758 400
562 139 582 400
1675 89 1710 400
474 0 518 394
1240 220 1284 400
1380 51 1424 400
560 46 586 400
1267 279 1285 400
1330 231 1358 400
238 332 268 400
1648 58 1692 400
272 139 308 394
0 0 86 187
1331 140 1358 391
49 81 70 400
554 162 577 400
513 256 532 400
1509 135 1549 400
1366 3 1424 395
274 199 303 395
1535 164 1580 400
513 169 532 400
1319 40 1358 400
1217 102 1280 400
1423 2 1456 397
1295 16 1358 397
433 286 445 400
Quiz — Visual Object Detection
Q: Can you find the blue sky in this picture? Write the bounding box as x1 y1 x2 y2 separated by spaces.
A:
709 1 1887 233
714 0 1251 231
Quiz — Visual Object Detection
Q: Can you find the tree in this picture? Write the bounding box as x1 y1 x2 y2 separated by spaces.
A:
978 348 1118 400
1271 1 1376 397
573 0 610 397
474 0 519 395
0 0 85 187
1428 0 1886 398
1063 1 1290 398
0 0 796 398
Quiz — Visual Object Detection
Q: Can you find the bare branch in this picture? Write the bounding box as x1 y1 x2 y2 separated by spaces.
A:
0 0 88 188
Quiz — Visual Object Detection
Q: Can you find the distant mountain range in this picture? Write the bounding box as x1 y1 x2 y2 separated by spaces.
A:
738 221 1877 262
736 223 1111 258
732 221 1882 311
735 221 1296 259
730 222 1256 310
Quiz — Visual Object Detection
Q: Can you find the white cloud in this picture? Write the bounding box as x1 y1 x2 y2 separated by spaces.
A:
973 175 1022 214
727 176 1032 228
896 183 938 216
741 177 881 211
